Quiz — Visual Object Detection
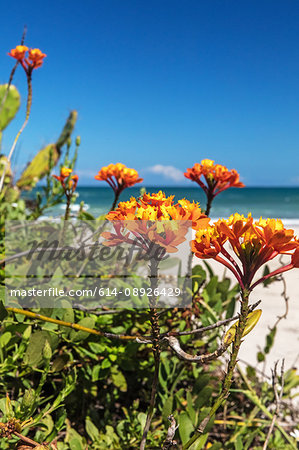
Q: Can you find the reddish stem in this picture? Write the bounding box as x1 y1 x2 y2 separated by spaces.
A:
215 254 245 289
250 263 293 291
220 246 243 279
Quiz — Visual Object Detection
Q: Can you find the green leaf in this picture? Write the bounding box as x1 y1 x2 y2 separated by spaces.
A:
0 331 11 348
40 414 54 439
69 438 84 450
264 326 276 354
257 351 265 362
69 317 95 341
207 444 223 450
203 261 215 279
193 433 208 449
88 342 106 353
111 367 127 392
86 416 101 443
178 412 194 444
235 435 244 450
192 265 206 292
262 264 278 287
0 84 21 131
205 276 218 297
194 386 213 410
56 110 78 149
51 354 70 372
224 310 262 345
66 419 86 447
137 412 147 430
226 296 236 320
162 396 173 421
101 358 111 369
0 300 8 320
186 391 196 424
16 144 60 190
24 331 56 367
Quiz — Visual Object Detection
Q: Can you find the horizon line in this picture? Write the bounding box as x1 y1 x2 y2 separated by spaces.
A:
72 184 299 189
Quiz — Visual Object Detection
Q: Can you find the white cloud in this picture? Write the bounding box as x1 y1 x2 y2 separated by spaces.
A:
75 169 98 178
145 165 184 182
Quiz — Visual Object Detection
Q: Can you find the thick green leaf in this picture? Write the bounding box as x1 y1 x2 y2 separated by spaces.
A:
16 144 60 190
162 395 174 421
24 331 55 366
224 310 262 345
56 110 78 149
178 412 194 444
86 416 101 443
0 84 20 131
69 317 95 341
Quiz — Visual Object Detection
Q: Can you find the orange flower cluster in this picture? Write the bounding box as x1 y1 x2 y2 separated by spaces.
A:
184 159 244 201
192 213 299 290
107 191 208 226
8 45 46 73
95 163 143 193
53 167 78 193
103 191 209 253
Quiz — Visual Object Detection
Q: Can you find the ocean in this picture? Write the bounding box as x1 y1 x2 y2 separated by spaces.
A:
36 186 299 225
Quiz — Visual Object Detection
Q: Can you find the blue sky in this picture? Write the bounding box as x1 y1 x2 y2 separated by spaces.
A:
1 0 299 186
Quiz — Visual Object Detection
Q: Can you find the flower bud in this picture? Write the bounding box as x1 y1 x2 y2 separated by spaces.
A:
42 340 52 361
22 389 35 409
21 389 35 410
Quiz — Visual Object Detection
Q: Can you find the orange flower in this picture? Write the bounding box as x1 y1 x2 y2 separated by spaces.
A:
8 45 46 72
103 191 208 253
8 45 29 61
96 163 143 210
95 163 143 192
291 247 299 268
142 191 175 207
53 167 78 193
60 167 73 178
26 48 47 69
68 174 79 192
192 213 299 290
53 167 72 182
184 160 244 215
106 191 207 224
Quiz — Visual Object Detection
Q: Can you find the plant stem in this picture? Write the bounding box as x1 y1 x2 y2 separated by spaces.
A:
205 192 214 217
183 288 250 449
182 252 193 305
13 431 40 447
140 257 161 450
0 26 26 117
60 192 72 244
110 190 121 211
5 307 140 340
64 194 71 221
